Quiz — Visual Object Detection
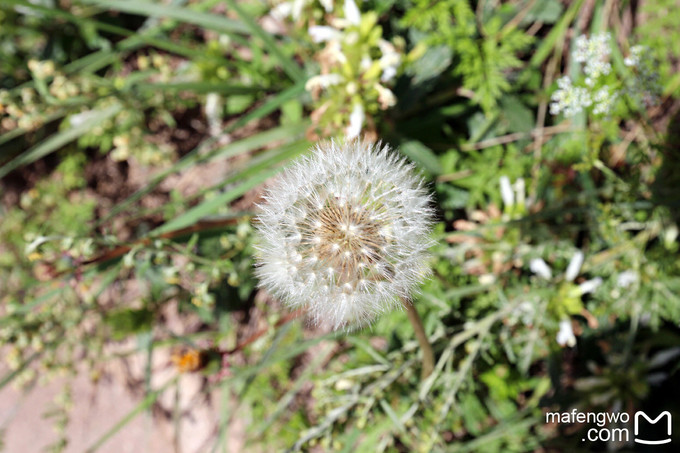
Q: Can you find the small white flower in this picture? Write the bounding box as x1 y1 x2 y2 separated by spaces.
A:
205 92 221 136
344 0 361 26
624 44 661 108
592 86 616 115
510 301 535 326
556 319 576 347
617 270 638 288
309 25 342 43
572 35 590 63
530 258 553 280
550 76 592 117
69 110 94 127
565 250 584 282
378 40 401 82
305 73 343 92
254 141 434 330
374 83 396 109
578 277 602 295
291 0 305 20
624 45 644 67
573 33 612 81
499 176 514 208
270 2 293 21
513 178 526 208
319 0 334 13
346 103 364 139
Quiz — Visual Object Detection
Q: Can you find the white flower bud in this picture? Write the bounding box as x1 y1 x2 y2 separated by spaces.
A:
556 319 576 347
344 0 361 26
530 258 552 280
578 277 602 295
499 176 514 208
565 250 584 282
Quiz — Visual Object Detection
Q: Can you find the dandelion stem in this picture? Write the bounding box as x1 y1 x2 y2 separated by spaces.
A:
403 299 434 379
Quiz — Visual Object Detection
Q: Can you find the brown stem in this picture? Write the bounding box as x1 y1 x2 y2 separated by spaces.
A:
403 299 435 379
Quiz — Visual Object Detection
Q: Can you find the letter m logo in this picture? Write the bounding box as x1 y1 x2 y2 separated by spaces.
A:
634 411 672 445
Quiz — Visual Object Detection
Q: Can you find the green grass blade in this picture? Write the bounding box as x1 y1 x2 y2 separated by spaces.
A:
0 352 41 390
80 0 249 34
0 103 123 179
398 140 443 175
224 81 307 134
150 140 310 235
527 0 584 69
135 81 266 95
227 0 305 82
99 121 308 225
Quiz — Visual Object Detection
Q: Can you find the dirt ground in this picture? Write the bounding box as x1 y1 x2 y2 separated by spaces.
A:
0 352 247 453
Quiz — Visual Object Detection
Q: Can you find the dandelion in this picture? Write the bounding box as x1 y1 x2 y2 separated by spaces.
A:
254 140 434 331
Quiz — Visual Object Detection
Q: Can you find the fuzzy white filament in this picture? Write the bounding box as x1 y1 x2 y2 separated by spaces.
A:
254 141 434 330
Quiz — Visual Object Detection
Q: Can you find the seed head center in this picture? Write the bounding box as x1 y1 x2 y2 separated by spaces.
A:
299 199 386 285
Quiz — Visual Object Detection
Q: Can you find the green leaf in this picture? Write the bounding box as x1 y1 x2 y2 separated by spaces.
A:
521 0 564 25
500 95 534 133
398 140 442 175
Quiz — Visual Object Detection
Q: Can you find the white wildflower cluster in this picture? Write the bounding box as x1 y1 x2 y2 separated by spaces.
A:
550 33 617 117
624 45 661 108
550 76 592 117
592 86 615 115
254 141 434 330
530 250 602 347
304 0 402 139
551 36 661 118
573 33 612 86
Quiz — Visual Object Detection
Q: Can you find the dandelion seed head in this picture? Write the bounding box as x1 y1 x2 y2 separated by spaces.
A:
254 140 434 330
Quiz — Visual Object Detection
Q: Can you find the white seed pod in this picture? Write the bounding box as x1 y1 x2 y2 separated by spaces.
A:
254 140 434 330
